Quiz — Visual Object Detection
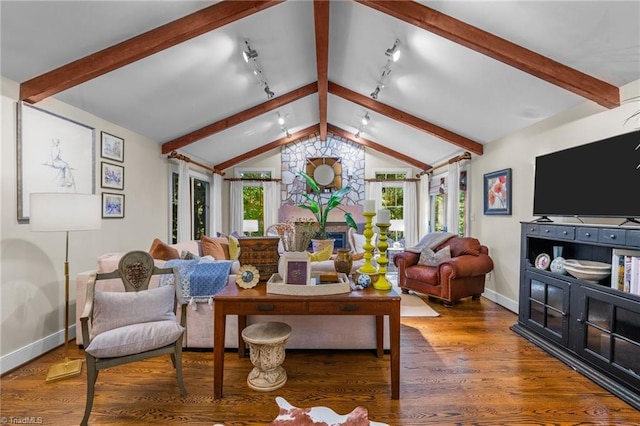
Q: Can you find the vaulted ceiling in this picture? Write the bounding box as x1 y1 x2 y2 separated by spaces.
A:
2 1 639 172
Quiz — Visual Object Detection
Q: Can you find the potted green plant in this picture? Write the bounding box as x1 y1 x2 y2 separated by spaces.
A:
297 171 358 244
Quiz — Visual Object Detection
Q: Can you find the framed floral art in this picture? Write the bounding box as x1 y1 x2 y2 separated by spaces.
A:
483 168 512 215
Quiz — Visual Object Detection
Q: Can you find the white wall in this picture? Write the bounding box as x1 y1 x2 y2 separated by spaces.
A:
1 77 170 372
471 80 640 312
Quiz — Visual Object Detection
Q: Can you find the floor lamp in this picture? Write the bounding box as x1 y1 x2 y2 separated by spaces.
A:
30 193 101 383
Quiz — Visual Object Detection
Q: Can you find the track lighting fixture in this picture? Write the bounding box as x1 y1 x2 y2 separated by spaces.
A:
264 85 275 99
242 39 275 99
277 113 285 126
355 130 361 138
370 38 401 100
361 113 370 126
385 39 401 62
242 40 258 63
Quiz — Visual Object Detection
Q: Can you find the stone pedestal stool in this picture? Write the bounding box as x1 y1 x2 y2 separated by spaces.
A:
241 321 292 392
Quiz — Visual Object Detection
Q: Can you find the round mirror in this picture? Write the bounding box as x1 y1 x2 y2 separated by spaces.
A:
313 164 335 186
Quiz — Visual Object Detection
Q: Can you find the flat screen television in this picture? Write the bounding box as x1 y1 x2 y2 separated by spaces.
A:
533 130 640 222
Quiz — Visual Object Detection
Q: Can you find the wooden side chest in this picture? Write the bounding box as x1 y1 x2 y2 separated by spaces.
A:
238 236 280 281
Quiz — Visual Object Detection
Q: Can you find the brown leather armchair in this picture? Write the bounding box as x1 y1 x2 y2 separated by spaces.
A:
394 237 493 306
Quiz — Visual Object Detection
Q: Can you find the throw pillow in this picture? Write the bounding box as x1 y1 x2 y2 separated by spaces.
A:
308 243 333 262
148 238 180 261
90 285 176 339
201 235 230 260
180 250 200 260
228 235 241 260
351 232 377 254
418 245 452 267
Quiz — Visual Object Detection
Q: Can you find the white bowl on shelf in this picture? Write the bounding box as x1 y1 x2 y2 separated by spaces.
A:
563 259 611 282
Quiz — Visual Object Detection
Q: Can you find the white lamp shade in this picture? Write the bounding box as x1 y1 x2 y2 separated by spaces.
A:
30 193 102 232
389 219 405 232
243 219 259 233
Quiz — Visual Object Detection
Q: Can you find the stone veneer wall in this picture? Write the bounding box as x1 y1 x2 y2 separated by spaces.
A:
280 132 364 208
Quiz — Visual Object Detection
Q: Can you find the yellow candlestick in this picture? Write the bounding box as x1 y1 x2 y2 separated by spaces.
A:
358 211 378 274
374 222 392 290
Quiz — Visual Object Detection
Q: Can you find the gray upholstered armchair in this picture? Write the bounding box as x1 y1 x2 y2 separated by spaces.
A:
80 251 187 426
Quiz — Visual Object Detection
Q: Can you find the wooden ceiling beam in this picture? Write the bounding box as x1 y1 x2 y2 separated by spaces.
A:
214 125 320 171
329 82 484 155
328 124 431 170
20 0 283 103
314 0 330 142
161 83 317 154
358 0 619 108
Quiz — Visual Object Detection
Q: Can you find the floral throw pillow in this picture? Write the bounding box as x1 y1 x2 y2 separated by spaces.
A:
418 245 451 267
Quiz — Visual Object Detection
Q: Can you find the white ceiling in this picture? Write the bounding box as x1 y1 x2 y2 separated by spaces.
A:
2 1 639 170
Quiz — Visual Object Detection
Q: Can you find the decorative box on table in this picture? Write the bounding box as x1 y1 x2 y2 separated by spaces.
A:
267 272 351 296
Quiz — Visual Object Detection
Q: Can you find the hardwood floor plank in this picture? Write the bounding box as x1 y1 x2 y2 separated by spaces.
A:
1 297 638 425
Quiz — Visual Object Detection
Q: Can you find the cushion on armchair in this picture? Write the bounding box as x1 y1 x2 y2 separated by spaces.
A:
418 245 451 266
85 285 184 358
443 237 481 257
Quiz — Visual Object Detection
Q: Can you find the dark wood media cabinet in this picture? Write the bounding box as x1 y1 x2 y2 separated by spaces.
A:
512 222 640 410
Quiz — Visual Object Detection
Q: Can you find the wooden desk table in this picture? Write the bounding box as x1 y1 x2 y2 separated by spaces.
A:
213 283 401 399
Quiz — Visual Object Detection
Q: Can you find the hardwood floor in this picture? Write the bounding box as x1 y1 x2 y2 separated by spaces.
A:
2 296 638 425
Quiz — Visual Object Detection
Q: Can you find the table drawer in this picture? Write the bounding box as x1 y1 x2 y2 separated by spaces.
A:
308 301 390 315
627 230 640 248
525 224 539 236
599 229 626 245
228 301 307 314
576 227 598 243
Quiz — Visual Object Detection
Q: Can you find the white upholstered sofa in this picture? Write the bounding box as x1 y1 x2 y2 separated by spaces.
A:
76 237 388 350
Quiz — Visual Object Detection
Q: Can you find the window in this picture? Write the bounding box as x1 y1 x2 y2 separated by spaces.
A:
375 170 407 243
429 169 468 236
170 170 210 243
237 169 273 236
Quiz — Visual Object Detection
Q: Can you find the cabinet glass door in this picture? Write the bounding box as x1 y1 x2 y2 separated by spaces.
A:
524 271 570 345
575 286 640 391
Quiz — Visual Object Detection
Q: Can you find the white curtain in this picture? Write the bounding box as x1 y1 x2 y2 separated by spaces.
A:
460 160 470 236
177 160 191 243
403 181 419 248
366 181 383 213
262 181 279 235
419 173 431 238
210 173 223 236
229 180 244 235
447 162 460 235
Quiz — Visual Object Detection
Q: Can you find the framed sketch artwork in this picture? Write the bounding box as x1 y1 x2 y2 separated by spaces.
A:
101 162 124 190
102 192 125 219
17 102 95 223
100 131 124 162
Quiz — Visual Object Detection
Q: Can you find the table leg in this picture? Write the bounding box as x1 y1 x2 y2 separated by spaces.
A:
389 301 400 399
213 305 226 399
238 315 247 358
376 315 384 358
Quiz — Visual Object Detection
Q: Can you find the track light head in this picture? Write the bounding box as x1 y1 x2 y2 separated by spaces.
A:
355 130 361 138
242 41 258 63
278 114 285 125
385 39 401 62
361 113 370 126
264 85 275 99
370 87 380 100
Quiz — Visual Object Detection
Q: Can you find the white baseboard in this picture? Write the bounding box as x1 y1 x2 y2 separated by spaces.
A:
1 325 75 375
482 289 518 314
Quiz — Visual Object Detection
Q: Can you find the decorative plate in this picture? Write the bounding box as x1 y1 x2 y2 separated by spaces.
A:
535 253 551 270
236 265 260 289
